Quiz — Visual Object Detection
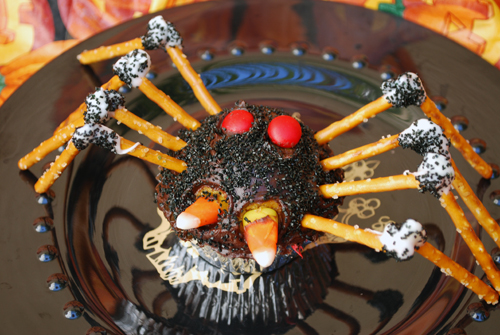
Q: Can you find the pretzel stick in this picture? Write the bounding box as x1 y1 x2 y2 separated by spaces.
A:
138 78 201 130
321 168 500 291
420 97 492 179
302 215 499 304
114 108 187 151
19 118 84 170
77 18 221 117
54 76 125 133
58 108 187 152
33 134 186 193
321 135 399 170
101 75 126 91
416 243 498 304
450 160 500 247
53 103 86 135
302 215 384 249
120 138 187 173
320 174 420 198
440 191 500 291
323 142 500 248
34 141 80 193
315 97 392 145
77 38 143 65
166 47 221 116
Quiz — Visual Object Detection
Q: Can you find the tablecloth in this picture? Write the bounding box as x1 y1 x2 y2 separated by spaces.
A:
1 0 499 108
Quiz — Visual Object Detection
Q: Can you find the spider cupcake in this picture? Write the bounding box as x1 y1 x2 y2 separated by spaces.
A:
156 101 344 269
18 15 500 305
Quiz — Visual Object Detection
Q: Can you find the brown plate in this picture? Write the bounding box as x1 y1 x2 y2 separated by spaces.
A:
1 0 500 334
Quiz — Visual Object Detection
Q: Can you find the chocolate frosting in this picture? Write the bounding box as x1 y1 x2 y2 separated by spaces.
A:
156 102 344 258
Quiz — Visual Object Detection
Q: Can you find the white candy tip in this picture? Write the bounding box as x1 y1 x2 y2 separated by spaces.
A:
252 249 276 268
176 212 200 230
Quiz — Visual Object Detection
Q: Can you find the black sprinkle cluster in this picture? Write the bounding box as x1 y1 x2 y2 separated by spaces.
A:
381 72 426 108
382 221 426 262
163 22 182 48
398 119 450 156
73 87 125 153
72 126 93 151
398 118 454 197
141 16 182 50
84 88 124 124
415 153 453 198
156 102 344 258
91 126 119 153
105 90 124 111
112 49 149 88
73 125 119 152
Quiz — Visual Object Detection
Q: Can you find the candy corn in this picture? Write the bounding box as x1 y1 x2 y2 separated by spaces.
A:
176 197 221 229
243 208 279 268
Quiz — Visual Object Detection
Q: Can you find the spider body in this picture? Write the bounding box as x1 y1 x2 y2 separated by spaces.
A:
156 102 344 259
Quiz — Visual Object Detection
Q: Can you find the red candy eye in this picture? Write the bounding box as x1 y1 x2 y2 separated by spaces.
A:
267 115 302 148
221 109 254 134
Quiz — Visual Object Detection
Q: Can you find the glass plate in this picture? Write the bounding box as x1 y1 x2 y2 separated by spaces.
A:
1 0 500 334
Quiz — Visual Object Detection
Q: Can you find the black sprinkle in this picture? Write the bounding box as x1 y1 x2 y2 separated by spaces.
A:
415 153 454 198
84 88 125 125
381 72 426 108
398 119 450 156
141 16 183 50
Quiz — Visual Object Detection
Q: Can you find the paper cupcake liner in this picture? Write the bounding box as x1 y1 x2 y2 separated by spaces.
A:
166 244 337 333
143 210 340 332
194 242 304 275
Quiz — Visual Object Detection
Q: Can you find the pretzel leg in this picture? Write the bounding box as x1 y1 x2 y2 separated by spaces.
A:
55 104 87 135
314 97 392 145
302 215 499 304
34 141 80 193
120 138 187 173
440 192 500 291
450 160 500 247
302 215 383 249
320 174 420 198
166 47 221 116
57 108 188 152
138 78 201 130
19 119 84 170
417 243 498 303
420 97 492 179
114 108 187 151
321 135 399 170
78 38 144 64
54 76 125 133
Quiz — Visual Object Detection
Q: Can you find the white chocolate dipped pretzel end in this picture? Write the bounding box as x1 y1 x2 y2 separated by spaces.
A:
326 118 500 253
112 49 201 130
35 122 186 194
317 117 500 297
77 15 182 64
78 16 221 116
302 215 499 304
316 72 491 179
315 72 426 145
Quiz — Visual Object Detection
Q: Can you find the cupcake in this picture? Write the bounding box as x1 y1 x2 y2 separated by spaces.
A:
143 209 340 334
155 101 344 272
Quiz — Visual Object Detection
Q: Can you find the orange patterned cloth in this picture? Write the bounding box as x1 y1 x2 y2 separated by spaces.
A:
1 0 500 107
